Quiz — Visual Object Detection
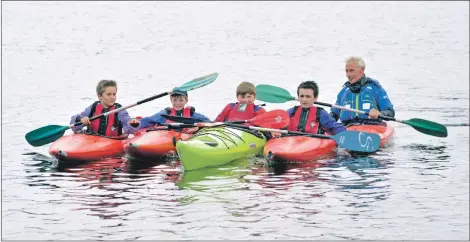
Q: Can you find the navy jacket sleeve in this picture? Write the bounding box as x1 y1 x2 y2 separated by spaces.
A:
139 110 167 129
319 109 346 135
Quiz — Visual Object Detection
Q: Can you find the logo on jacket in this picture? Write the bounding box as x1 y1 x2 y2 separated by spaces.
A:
309 122 316 127
237 103 247 112
110 126 116 131
275 116 282 123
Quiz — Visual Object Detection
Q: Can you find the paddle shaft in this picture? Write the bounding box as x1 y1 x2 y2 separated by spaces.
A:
71 92 170 127
161 121 245 128
314 101 400 122
160 114 253 125
223 123 332 140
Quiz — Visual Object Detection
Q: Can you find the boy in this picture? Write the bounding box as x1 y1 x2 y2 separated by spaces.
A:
282 81 346 136
214 81 266 124
128 89 210 133
71 80 139 137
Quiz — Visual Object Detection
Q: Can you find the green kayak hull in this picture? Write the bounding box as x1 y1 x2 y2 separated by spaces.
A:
175 126 267 171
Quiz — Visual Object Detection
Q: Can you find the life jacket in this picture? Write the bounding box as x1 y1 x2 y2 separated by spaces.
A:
224 103 257 121
160 106 196 133
287 106 324 134
163 106 195 123
88 101 122 137
337 77 393 123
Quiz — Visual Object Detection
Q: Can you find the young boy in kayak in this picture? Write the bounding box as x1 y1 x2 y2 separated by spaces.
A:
128 89 210 133
214 81 266 124
272 81 346 138
70 80 139 137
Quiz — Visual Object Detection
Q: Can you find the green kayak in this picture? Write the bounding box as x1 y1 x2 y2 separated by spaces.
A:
175 125 267 171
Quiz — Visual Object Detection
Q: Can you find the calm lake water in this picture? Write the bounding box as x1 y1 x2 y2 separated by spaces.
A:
2 1 469 240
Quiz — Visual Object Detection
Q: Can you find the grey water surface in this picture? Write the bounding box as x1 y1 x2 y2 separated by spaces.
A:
2 1 469 240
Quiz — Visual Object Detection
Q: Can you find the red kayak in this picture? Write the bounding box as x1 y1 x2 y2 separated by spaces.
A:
49 133 129 162
263 135 336 163
123 129 193 160
263 124 395 163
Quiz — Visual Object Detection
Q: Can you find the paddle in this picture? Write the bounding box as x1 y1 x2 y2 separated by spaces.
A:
25 73 219 147
161 109 291 129
255 84 448 138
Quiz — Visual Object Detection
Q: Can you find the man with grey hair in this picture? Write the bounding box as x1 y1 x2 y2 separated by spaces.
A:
329 56 395 126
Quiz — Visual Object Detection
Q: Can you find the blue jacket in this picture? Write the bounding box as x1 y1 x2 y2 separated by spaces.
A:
138 108 210 129
287 106 346 135
330 77 394 124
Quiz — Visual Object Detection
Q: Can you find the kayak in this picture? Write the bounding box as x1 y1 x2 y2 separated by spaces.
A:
263 124 395 163
49 133 128 162
175 125 267 171
263 135 337 163
346 124 394 148
123 129 193 160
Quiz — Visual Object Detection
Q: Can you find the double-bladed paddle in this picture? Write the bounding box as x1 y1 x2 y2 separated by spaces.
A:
255 84 448 138
25 73 219 147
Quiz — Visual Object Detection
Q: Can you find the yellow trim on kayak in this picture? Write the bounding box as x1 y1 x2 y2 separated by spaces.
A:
355 94 359 117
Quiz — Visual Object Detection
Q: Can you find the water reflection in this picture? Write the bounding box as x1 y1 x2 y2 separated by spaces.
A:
176 158 253 191
22 153 181 221
406 144 450 162
247 155 393 208
21 151 392 229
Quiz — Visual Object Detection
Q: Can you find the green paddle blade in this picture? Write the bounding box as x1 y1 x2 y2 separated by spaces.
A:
255 84 296 103
403 118 448 137
177 73 218 92
25 125 70 147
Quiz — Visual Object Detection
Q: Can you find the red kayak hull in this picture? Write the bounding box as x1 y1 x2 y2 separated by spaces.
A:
263 124 395 163
123 130 193 159
49 134 127 162
263 135 337 163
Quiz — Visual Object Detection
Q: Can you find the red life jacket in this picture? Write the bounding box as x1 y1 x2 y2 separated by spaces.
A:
163 106 195 123
88 101 122 137
223 103 257 121
288 106 324 134
160 107 196 133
